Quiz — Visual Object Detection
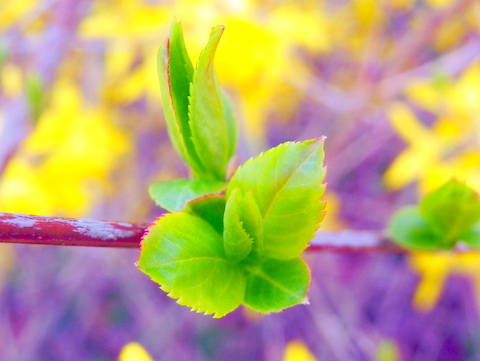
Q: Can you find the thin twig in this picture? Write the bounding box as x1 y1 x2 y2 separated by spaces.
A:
0 212 146 248
10 212 480 254
0 211 404 252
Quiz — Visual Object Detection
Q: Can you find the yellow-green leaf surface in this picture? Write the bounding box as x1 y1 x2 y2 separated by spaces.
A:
388 206 445 250
157 20 205 178
244 257 310 313
189 25 235 181
419 179 480 243
228 139 326 259
184 194 226 235
149 179 226 212
223 187 253 262
237 190 264 264
137 212 245 317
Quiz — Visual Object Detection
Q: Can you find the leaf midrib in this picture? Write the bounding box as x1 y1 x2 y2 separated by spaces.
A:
262 144 318 220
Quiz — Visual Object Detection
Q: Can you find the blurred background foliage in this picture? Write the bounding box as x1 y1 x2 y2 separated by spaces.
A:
1 0 480 360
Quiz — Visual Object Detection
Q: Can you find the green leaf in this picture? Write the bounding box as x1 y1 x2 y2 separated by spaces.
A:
137 212 245 318
238 190 264 263
149 179 226 212
244 257 310 313
388 206 447 250
228 139 326 259
419 179 480 242
184 194 226 235
222 91 237 161
189 25 236 181
157 20 205 178
459 221 480 248
223 188 253 262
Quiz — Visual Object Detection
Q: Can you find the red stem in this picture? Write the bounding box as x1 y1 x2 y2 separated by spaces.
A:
0 211 406 252
0 212 146 248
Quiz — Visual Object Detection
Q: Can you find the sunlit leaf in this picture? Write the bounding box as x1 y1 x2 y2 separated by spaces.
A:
244 257 310 313
184 194 226 235
137 212 245 318
149 179 226 212
189 25 235 181
238 190 264 264
223 187 253 262
157 20 205 178
228 139 326 259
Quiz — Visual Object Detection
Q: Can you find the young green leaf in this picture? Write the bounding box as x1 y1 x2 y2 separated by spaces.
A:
137 212 245 318
419 179 480 242
223 188 253 262
157 20 208 178
189 25 236 181
388 206 446 250
149 179 226 212
237 190 264 263
244 257 310 313
184 194 226 235
222 91 238 160
228 138 326 259
157 20 237 181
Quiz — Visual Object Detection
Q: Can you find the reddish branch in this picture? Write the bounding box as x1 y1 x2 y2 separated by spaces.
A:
0 212 146 248
0 211 404 252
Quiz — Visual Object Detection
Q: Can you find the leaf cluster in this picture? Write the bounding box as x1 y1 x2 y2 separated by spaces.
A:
388 179 480 250
136 20 327 317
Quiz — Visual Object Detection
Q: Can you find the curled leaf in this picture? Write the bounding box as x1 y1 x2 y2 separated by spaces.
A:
189 25 237 181
157 20 236 181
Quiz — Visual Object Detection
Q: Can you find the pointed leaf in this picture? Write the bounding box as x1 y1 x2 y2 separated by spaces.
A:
189 25 234 181
244 257 310 313
149 179 226 212
222 91 237 160
157 20 205 178
238 190 264 264
420 179 480 242
185 194 226 235
223 188 253 262
228 139 326 259
388 206 447 250
137 212 245 317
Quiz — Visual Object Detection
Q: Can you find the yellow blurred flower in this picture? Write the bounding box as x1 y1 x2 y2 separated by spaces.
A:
384 62 480 195
0 0 37 30
409 252 480 311
283 340 317 361
80 0 331 144
375 339 400 361
0 79 130 217
118 342 154 361
1 63 23 98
